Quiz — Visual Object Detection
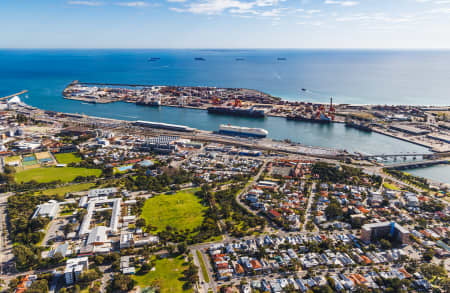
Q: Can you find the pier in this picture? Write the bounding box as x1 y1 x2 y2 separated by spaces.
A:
0 90 28 101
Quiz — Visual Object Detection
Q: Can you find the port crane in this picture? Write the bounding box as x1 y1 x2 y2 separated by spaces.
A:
0 90 28 101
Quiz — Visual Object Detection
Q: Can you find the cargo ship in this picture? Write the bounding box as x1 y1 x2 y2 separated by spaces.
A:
218 124 268 138
194 57 206 61
345 120 372 132
207 106 266 118
148 57 160 62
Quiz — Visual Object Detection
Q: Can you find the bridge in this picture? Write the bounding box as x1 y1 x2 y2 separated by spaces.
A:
357 153 432 159
0 90 28 101
383 159 449 170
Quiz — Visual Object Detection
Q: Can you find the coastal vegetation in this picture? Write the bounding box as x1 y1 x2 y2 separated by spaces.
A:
384 169 430 190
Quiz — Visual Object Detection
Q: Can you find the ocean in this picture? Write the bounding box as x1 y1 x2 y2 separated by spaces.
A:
0 49 449 183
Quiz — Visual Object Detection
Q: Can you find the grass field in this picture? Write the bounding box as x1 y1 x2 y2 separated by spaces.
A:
133 256 192 293
196 250 210 283
54 153 82 164
140 188 205 232
4 155 21 163
35 183 95 196
15 167 101 183
383 182 400 190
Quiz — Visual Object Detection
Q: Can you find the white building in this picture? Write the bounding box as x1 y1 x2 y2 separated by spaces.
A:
88 187 118 198
32 201 59 219
65 257 89 285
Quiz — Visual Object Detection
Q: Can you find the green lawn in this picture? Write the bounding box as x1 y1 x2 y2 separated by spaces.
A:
54 153 82 164
15 167 101 183
383 182 400 191
4 155 21 163
140 188 205 232
35 183 96 196
196 250 210 283
133 256 192 293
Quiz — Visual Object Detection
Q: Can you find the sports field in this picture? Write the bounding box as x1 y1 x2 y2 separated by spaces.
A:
140 188 205 232
54 153 82 164
133 256 192 293
15 167 101 183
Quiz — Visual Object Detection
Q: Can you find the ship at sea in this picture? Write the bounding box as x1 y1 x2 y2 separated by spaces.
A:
194 57 206 61
207 106 266 118
218 124 268 138
148 57 160 62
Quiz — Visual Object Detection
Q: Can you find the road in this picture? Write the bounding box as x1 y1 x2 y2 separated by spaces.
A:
301 182 316 232
192 248 216 293
235 159 268 216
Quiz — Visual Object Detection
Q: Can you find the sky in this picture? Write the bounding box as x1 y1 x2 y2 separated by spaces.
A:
1 0 450 48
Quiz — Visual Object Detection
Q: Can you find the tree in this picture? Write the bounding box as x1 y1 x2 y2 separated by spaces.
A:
422 248 435 262
136 218 146 228
111 274 136 292
325 199 342 220
380 239 392 250
177 242 187 255
94 255 104 265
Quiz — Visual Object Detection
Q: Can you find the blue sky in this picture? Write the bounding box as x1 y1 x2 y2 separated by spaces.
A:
1 0 450 48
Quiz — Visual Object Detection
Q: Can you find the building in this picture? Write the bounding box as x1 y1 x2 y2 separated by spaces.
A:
32 201 59 219
139 135 180 154
88 187 118 198
64 257 89 285
78 198 121 236
87 226 108 246
361 222 410 245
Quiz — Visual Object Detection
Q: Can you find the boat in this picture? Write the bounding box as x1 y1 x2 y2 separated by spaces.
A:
194 57 206 61
235 58 245 61
219 124 268 138
301 88 307 92
277 57 287 61
148 57 160 62
207 106 266 118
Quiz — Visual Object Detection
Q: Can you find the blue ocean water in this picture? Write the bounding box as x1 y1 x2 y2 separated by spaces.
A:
1 49 450 106
0 49 449 182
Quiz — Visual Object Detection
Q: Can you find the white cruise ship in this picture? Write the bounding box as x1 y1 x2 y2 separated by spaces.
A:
219 124 268 138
